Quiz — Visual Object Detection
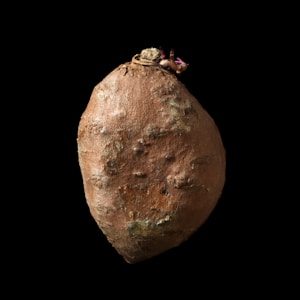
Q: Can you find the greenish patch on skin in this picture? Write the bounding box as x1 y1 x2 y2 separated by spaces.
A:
168 97 192 111
169 106 191 133
175 120 191 133
114 140 124 152
146 125 169 138
128 216 171 238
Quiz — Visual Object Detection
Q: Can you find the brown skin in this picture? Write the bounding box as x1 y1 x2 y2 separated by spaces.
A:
77 60 226 264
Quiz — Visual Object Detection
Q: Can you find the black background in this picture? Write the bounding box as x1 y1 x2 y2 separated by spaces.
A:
4 3 294 297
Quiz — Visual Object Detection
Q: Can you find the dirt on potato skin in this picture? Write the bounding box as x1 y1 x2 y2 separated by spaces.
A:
77 61 226 264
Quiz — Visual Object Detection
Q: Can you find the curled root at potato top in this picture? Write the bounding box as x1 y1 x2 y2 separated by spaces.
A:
132 47 189 74
77 47 226 264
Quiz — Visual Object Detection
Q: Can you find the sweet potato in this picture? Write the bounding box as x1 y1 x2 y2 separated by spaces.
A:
77 48 226 264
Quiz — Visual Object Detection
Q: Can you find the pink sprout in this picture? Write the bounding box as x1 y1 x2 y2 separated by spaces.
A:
160 49 166 60
175 57 185 65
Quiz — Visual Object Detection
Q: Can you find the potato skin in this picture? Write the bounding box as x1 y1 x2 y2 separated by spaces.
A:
77 61 226 264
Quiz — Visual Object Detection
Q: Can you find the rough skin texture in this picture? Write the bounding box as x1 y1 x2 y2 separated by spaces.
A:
77 61 226 264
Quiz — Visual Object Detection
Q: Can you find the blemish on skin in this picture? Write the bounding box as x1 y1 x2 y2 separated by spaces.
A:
110 109 126 119
190 155 211 170
129 211 134 220
175 119 191 132
133 171 147 178
137 138 151 146
132 146 144 155
87 123 106 135
167 173 194 189
164 153 175 161
89 173 110 189
160 186 170 196
146 125 169 138
103 139 124 175
105 160 119 175
169 106 191 133
100 126 108 134
114 140 124 152
96 89 106 100
157 215 170 225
